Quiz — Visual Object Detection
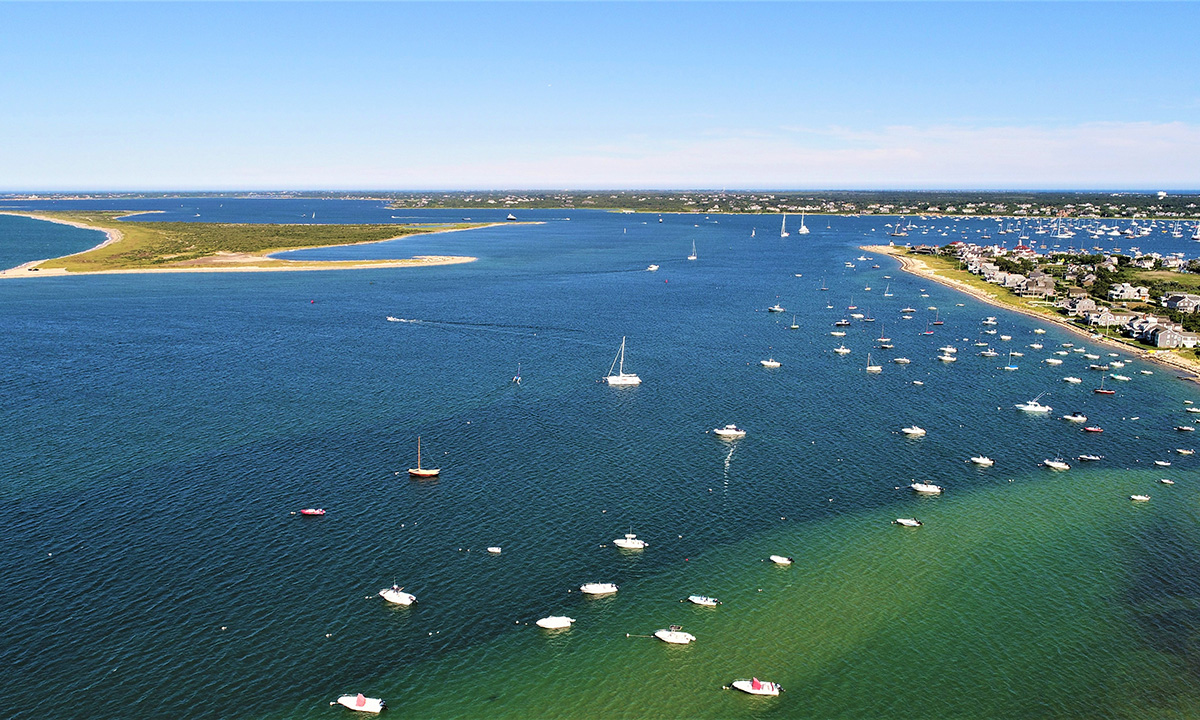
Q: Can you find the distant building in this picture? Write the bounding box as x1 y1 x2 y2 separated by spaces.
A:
1107 283 1150 302
1162 293 1200 314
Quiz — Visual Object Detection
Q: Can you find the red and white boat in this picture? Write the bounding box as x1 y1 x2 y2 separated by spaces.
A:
299 508 325 516
334 693 386 713
1083 426 1103 433
731 677 782 696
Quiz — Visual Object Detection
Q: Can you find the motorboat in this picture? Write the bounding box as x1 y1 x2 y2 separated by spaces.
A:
713 424 746 439
1030 343 1044 349
1159 478 1176 485
684 595 722 606
913 380 925 386
1045 358 1064 366
835 319 852 327
580 582 619 595
831 330 846 337
1177 426 1196 432
1062 376 1080 383
901 426 926 436
1015 394 1052 413
768 305 786 313
1110 374 1131 381
535 616 575 629
646 264 660 272
654 625 696 644
938 346 958 354
910 482 943 494
937 354 957 362
731 678 782 696
1155 460 1172 467
1042 459 1071 471
892 518 922 527
1187 408 1200 414
1078 454 1104 462
769 555 794 565
979 349 999 357
1083 426 1103 433
408 436 440 478
1177 449 1195 455
760 358 782 368
613 533 647 550
604 336 642 386
487 546 502 554
299 508 326 516
1088 364 1110 371
901 307 917 314
834 345 852 355
893 357 911 364
1110 361 1125 368
1131 495 1151 502
1141 370 1154 375
379 585 416 606
1034 328 1047 334
982 317 998 325
970 456 995 466
1062 412 1087 422
334 694 386 714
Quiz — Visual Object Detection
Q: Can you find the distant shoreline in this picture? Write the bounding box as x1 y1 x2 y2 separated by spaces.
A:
864 243 1200 383
0 211 485 278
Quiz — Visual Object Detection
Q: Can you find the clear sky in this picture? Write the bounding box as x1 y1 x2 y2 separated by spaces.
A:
1 2 1197 191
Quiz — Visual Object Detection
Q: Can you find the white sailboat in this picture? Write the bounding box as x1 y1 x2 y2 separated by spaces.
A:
796 212 810 235
780 214 789 238
865 353 882 373
604 337 641 386
408 436 440 478
687 240 697 261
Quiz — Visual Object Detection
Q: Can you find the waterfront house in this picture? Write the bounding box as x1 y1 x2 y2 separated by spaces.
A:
1107 283 1150 302
1161 293 1200 314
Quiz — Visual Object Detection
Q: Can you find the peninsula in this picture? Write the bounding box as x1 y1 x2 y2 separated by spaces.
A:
0 211 483 277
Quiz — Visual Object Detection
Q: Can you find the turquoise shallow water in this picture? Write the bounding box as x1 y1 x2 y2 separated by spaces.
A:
3 204 1200 718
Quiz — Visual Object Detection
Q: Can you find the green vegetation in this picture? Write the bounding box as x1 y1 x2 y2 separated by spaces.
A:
28 212 474 272
905 252 1062 319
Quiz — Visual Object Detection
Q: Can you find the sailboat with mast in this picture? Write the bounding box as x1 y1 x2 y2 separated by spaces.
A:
604 336 642 386
687 240 697 261
408 436 440 478
780 214 789 238
796 212 810 235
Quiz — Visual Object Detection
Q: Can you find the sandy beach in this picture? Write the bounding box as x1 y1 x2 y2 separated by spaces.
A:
0 211 482 278
864 243 1200 382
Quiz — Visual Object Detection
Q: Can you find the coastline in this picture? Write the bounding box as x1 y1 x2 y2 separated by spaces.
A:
0 211 485 277
863 243 1200 382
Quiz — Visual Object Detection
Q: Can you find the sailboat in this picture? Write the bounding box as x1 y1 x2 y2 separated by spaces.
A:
865 353 882 373
604 336 642 386
789 315 800 330
796 212 810 235
751 227 756 238
408 436 440 478
819 277 828 291
883 283 892 297
1003 351 1018 371
780 214 789 238
687 240 697 261
889 217 909 237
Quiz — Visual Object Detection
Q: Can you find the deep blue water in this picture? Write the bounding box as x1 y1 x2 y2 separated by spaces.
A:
3 204 1200 718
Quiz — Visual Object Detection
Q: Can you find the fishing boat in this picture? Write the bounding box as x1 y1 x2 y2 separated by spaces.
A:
893 517 922 527
334 694 386 714
646 264 659 272
687 240 697 261
760 358 781 368
1131 495 1151 502
408 436 440 478
768 304 786 313
713 424 746 439
613 532 647 550
580 582 619 595
684 595 722 606
535 616 575 629
901 426 926 436
731 678 782 696
299 508 326 516
910 481 943 494
654 625 696 644
379 585 416 605
970 456 995 466
1062 412 1088 422
1159 478 1176 485
1043 459 1071 471
1015 394 1052 413
769 555 794 565
833 345 852 355
604 336 642 386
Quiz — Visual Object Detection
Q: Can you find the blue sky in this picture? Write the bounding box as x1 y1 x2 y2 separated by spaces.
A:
1 2 1197 190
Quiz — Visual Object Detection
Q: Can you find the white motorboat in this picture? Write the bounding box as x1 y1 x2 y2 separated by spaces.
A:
1110 361 1125 368
761 358 781 368
713 424 746 439
1131 495 1151 502
613 533 647 550
938 345 958 354
646 264 659 272
1159 478 1176 485
1177 449 1195 455
892 517 922 527
604 336 642 386
910 482 943 494
1015 394 1052 413
1046 358 1064 366
937 354 957 362
580 582 619 595
901 426 926 436
334 694 386 714
1110 374 1131 381
731 678 782 696
1078 454 1104 462
970 456 995 466
684 595 722 606
834 345 852 355
1000 335 1012 341
379 585 416 606
893 357 911 364
982 317 998 325
769 555 794 565
654 625 696 644
830 331 847 337
768 304 786 313
1063 376 1081 383
1155 460 1172 467
1030 343 1044 349
1141 370 1153 375
979 349 999 357
1187 408 1200 414
1177 426 1195 432
487 546 502 554
1034 328 1047 334
535 616 576 629
1043 459 1071 471
1062 412 1087 422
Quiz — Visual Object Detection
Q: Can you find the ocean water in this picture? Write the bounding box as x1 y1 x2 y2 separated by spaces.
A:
2 205 1200 718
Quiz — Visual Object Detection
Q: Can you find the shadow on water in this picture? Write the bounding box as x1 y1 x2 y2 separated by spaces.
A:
1127 519 1200 670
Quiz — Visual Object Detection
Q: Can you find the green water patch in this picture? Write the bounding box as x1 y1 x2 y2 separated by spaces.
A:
281 468 1200 719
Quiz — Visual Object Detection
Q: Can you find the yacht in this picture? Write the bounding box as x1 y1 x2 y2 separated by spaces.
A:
901 426 927 436
654 625 696 644
1042 459 1071 471
604 336 642 386
613 533 647 550
535 616 576 629
379 585 417 606
580 582 619 595
769 555 794 565
712 424 746 439
910 481 943 494
1015 394 1052 413
892 518 922 527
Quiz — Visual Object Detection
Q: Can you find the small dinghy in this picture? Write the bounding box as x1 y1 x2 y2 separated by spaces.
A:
334 693 386 714
769 555 794 565
299 508 326 516
580 582 619 595
892 518 922 527
731 678 782 696
1083 426 1104 433
684 595 722 606
535 616 575 629
379 585 416 606
654 625 696 644
1131 495 1151 502
613 533 647 550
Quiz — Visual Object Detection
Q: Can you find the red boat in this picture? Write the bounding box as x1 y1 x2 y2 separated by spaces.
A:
1093 388 1115 395
299 508 326 516
1083 426 1103 433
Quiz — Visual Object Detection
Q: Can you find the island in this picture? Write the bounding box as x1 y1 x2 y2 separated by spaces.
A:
0 211 484 276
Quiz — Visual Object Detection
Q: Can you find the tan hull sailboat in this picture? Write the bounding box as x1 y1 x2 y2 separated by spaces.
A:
408 436 440 478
